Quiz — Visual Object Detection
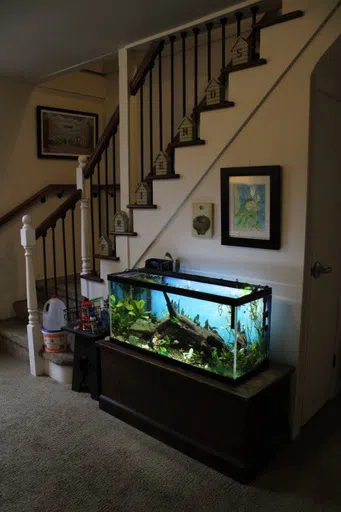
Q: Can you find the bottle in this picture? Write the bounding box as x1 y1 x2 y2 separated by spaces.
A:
42 296 66 331
89 310 97 334
81 300 93 331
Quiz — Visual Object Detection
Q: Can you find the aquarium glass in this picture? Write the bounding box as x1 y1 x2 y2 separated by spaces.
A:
108 271 270 382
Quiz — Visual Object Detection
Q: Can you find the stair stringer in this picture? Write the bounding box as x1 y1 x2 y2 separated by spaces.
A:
128 0 340 270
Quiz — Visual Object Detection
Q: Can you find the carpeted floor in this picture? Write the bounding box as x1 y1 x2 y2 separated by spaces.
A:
1 354 341 512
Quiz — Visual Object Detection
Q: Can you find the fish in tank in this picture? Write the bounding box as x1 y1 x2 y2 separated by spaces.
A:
107 269 272 382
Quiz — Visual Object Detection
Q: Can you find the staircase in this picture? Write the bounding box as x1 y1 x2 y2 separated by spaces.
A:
2 0 341 396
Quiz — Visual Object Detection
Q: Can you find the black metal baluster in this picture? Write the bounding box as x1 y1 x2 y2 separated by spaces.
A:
220 18 227 69
112 132 117 216
193 28 200 109
42 233 48 301
140 84 144 181
61 215 69 312
105 146 109 236
181 31 187 117
89 174 96 274
149 67 153 173
236 12 243 37
251 6 259 62
97 162 102 237
206 22 213 82
51 225 57 295
71 206 78 311
158 43 164 152
169 35 176 141
220 17 227 103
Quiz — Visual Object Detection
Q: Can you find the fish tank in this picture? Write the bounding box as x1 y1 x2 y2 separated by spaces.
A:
108 269 272 383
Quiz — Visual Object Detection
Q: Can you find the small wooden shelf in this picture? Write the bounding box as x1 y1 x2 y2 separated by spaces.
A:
222 58 267 77
81 273 104 283
201 101 235 113
172 139 205 149
253 10 304 30
95 254 120 261
145 174 180 181
127 204 157 209
110 231 138 237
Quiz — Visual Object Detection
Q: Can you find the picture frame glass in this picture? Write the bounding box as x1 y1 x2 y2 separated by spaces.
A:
229 175 270 241
37 106 98 159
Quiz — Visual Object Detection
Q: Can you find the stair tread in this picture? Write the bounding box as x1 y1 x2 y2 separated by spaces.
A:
41 350 74 366
0 318 28 349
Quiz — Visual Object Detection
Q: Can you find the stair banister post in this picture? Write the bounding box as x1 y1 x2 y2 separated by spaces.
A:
20 215 45 376
77 155 91 275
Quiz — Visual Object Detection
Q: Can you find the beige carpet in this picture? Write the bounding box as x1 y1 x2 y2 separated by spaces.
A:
0 353 341 512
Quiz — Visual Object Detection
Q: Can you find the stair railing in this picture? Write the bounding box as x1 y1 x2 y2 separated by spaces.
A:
128 5 279 204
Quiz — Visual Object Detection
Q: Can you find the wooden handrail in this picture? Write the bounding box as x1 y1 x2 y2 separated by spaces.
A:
0 184 77 230
35 190 82 240
130 40 165 96
83 40 164 180
34 183 120 239
83 106 120 178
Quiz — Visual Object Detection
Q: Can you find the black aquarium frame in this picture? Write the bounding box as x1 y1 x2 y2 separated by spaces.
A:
108 268 272 384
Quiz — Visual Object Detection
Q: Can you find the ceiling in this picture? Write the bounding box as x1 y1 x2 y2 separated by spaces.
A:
0 0 264 82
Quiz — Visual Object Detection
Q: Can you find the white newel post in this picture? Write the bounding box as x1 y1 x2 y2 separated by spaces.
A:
77 155 91 275
21 215 45 376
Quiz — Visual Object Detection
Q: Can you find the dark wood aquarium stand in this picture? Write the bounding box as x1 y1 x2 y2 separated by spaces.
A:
97 339 294 482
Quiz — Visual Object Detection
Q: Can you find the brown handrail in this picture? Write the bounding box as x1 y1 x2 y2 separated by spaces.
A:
0 184 77 230
34 184 120 239
83 106 120 178
130 40 165 96
35 190 82 240
83 40 164 180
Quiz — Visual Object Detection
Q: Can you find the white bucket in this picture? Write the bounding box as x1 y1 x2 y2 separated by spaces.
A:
42 329 67 353
42 296 66 332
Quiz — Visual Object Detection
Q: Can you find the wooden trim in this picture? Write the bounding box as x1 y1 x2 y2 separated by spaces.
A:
0 184 77 230
145 173 180 181
110 231 138 237
130 40 165 96
35 190 82 239
201 101 235 113
172 139 205 148
95 254 120 261
254 10 304 30
83 107 120 178
81 273 104 283
127 204 157 209
221 58 267 78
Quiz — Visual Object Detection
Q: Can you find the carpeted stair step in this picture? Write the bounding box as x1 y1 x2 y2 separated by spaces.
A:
36 275 83 311
0 317 29 362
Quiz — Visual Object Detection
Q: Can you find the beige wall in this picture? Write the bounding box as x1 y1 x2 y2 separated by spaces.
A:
0 71 108 319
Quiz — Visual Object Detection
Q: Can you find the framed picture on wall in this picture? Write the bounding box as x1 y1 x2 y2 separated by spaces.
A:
220 166 281 250
36 106 98 159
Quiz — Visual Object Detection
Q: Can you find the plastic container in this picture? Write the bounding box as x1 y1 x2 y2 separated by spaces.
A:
42 296 66 332
42 328 67 353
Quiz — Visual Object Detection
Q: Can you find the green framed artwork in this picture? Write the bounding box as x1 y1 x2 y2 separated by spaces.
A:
220 166 281 250
37 106 98 159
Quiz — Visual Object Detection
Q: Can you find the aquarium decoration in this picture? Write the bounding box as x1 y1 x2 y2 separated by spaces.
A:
220 166 281 250
108 269 271 382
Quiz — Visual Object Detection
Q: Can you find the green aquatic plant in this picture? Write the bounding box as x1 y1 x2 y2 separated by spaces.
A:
110 294 150 336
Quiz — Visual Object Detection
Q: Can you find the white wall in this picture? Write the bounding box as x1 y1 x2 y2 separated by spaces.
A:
128 0 341 376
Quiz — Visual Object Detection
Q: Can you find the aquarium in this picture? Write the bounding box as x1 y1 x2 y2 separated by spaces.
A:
108 269 272 383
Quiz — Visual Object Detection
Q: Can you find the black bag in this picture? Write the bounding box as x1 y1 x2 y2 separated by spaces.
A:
144 258 173 271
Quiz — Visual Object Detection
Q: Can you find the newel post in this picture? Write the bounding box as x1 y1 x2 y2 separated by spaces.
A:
20 215 45 376
77 155 91 275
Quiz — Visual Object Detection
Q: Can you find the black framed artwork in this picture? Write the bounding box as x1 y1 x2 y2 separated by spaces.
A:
220 166 281 250
37 106 98 159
